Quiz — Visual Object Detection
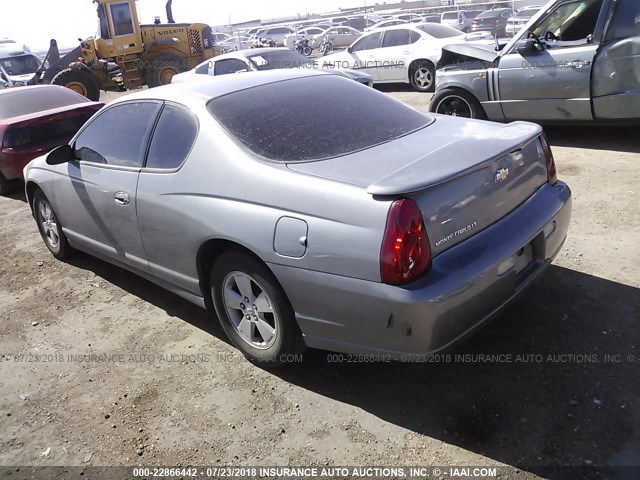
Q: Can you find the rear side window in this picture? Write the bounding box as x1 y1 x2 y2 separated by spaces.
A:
146 105 198 169
382 29 412 47
208 75 431 162
214 59 249 75
74 102 161 167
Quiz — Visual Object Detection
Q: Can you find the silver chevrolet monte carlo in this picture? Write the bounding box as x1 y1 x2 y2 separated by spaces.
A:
430 0 640 123
24 70 572 365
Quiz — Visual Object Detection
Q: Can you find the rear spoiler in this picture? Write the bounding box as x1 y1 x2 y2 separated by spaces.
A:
366 122 543 196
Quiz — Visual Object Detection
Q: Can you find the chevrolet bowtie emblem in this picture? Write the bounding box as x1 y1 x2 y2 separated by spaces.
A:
495 168 509 182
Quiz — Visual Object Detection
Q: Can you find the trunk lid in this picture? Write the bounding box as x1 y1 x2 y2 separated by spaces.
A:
287 117 548 255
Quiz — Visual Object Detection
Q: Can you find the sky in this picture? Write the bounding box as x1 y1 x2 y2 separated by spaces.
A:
1 0 356 52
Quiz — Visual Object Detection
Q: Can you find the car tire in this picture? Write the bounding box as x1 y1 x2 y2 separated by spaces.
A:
145 53 189 88
210 251 304 366
409 59 436 92
33 189 73 260
430 88 487 120
0 172 14 196
51 68 100 101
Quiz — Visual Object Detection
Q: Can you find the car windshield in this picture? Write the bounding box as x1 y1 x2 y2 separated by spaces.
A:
248 50 313 70
208 75 432 162
0 86 88 120
417 23 464 38
0 54 41 76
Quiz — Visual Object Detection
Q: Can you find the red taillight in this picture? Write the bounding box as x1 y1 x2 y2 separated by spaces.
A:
495 19 501 24
540 133 557 185
380 198 431 285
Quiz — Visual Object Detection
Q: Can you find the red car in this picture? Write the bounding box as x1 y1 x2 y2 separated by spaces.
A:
0 85 103 195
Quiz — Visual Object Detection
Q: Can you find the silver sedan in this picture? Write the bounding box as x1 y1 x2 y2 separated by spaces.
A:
25 70 571 365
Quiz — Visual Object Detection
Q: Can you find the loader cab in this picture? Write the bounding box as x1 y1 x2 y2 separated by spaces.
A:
95 0 143 58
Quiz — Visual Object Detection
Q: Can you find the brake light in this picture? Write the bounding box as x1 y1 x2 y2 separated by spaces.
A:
495 19 501 24
540 133 557 185
380 198 431 285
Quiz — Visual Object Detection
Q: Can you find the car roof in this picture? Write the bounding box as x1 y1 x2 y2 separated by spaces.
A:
114 69 331 107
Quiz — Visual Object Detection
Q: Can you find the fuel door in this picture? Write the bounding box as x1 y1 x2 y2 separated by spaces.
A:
274 217 308 258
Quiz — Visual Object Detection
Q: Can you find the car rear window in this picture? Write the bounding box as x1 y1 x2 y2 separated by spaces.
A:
442 12 458 19
477 10 506 18
207 75 432 162
0 86 89 120
417 23 464 38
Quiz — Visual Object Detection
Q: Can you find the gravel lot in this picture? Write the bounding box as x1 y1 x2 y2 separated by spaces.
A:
0 85 638 478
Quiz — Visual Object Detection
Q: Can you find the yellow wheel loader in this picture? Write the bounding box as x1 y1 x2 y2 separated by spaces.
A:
35 0 221 100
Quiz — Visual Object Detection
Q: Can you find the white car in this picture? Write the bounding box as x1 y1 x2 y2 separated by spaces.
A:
284 27 326 48
505 6 542 36
252 26 296 47
171 48 373 87
365 19 407 31
322 23 492 92
218 35 251 52
0 44 41 88
440 10 482 32
311 26 362 49
212 32 231 44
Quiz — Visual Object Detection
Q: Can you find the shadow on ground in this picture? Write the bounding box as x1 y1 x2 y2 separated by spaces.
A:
545 126 640 154
68 248 640 478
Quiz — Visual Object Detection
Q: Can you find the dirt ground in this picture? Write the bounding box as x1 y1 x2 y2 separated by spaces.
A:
0 87 638 479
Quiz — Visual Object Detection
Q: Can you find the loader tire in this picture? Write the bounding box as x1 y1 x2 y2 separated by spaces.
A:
51 68 100 101
145 53 189 88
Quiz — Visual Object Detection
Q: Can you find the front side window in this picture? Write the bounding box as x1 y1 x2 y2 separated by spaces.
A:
146 105 198 169
532 0 604 42
352 31 382 51
74 102 161 167
214 59 249 75
110 2 135 36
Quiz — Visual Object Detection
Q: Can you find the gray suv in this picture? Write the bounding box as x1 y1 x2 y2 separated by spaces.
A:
430 0 640 123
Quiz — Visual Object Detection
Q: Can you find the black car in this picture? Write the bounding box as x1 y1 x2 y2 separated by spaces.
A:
470 8 513 36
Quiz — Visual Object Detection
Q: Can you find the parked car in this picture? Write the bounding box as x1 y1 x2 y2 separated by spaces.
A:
441 10 483 32
0 44 42 88
218 35 251 52
284 27 325 48
171 48 373 86
212 32 231 44
311 26 362 49
470 8 514 37
506 6 542 36
394 13 425 23
252 27 295 47
340 18 377 31
323 24 492 92
24 69 571 364
0 85 102 195
366 19 407 31
430 0 640 123
422 14 442 24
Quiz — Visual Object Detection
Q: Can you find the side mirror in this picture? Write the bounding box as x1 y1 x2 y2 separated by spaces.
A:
46 144 74 165
517 39 537 56
347 46 353 53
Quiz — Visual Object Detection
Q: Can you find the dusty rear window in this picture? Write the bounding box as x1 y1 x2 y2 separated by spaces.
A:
207 75 432 162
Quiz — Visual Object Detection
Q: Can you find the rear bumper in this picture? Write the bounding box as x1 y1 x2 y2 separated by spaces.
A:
269 181 572 359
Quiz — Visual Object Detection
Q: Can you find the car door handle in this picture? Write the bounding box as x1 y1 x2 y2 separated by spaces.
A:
571 60 591 68
114 192 130 206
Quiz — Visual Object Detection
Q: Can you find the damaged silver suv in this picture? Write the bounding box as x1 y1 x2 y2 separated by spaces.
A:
430 0 639 124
